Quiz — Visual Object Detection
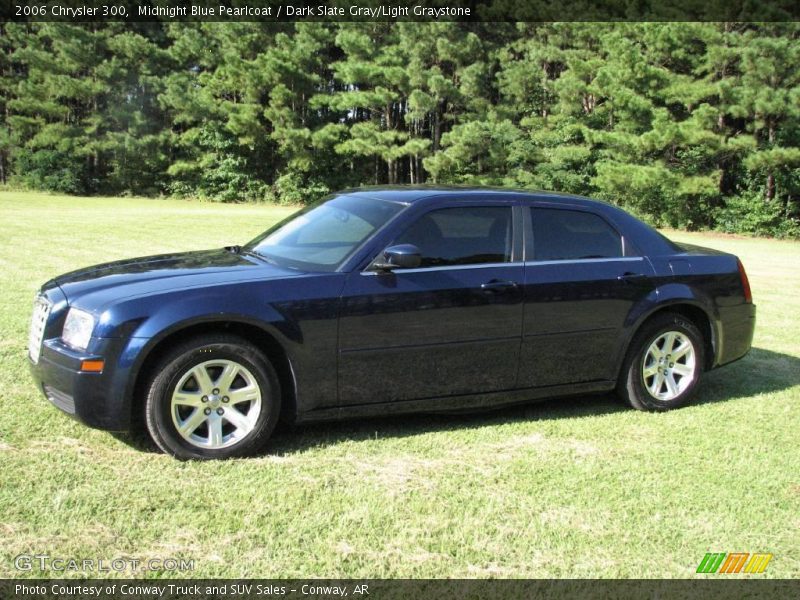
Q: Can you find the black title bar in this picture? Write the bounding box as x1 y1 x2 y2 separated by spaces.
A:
3 579 800 600
2 0 800 22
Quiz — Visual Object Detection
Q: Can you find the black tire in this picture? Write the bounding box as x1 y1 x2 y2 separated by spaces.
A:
616 313 705 411
144 334 280 460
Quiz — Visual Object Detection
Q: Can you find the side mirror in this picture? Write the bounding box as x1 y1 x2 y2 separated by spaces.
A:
373 244 422 271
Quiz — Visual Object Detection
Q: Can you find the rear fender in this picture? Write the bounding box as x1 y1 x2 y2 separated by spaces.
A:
617 283 720 378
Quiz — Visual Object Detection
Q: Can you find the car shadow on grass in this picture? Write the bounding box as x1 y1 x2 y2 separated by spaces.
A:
265 347 799 456
112 347 798 456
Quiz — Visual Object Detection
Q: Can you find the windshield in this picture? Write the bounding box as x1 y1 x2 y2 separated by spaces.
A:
245 195 404 271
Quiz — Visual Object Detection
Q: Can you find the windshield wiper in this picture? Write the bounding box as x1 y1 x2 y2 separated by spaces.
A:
225 245 242 254
244 249 278 265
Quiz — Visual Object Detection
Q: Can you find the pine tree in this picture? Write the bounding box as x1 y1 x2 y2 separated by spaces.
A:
160 23 283 200
736 25 800 208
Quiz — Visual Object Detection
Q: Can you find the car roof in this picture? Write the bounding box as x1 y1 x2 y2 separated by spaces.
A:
336 185 611 208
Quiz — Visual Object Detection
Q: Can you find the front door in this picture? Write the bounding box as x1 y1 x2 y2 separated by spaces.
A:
338 204 524 405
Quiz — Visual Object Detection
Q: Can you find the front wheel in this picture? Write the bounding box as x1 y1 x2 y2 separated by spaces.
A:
617 313 704 411
144 335 280 459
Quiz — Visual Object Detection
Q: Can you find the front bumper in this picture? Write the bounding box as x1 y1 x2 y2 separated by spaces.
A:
29 337 131 431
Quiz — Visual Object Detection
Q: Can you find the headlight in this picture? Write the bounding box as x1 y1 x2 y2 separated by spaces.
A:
62 308 95 351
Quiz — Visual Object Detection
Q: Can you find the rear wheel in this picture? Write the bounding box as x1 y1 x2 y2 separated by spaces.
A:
617 313 704 411
144 334 280 459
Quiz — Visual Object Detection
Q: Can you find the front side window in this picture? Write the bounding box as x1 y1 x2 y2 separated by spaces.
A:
393 206 512 268
530 208 623 261
246 195 403 271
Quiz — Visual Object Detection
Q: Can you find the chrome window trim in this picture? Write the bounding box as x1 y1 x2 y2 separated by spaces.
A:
524 256 645 267
361 256 643 275
361 261 524 276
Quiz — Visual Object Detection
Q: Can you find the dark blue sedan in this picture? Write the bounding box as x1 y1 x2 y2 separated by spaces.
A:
28 188 756 459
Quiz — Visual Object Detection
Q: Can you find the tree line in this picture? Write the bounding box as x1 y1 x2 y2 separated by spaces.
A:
1 22 798 236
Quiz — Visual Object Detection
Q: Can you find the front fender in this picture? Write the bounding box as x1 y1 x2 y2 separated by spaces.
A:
96 280 300 342
98 274 345 428
95 283 298 430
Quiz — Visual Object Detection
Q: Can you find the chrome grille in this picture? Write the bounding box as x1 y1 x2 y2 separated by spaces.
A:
28 295 51 364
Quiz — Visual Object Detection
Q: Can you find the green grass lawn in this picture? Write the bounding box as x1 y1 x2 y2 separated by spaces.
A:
0 191 798 579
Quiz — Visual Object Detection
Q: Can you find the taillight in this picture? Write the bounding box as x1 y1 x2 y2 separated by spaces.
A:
737 259 752 304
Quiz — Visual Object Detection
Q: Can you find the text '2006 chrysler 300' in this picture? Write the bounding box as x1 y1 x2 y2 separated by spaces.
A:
28 188 755 459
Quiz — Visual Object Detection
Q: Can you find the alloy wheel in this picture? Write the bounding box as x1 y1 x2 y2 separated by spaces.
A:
170 359 262 449
641 331 697 401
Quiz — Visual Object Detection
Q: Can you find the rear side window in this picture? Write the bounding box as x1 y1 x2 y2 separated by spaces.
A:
530 208 622 261
394 206 512 267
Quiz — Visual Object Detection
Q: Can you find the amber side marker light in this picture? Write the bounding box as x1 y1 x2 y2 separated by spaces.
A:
80 359 105 373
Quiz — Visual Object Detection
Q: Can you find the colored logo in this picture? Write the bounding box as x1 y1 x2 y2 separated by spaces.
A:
696 553 773 574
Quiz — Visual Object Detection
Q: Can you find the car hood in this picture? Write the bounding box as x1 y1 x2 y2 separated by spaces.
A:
48 248 303 307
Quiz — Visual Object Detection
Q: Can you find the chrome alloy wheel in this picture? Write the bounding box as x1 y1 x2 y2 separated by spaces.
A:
170 359 262 449
641 331 697 401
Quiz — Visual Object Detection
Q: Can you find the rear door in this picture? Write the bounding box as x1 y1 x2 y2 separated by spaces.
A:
338 201 524 405
519 206 656 388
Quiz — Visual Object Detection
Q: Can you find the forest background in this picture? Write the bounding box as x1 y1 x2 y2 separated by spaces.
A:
1 22 798 237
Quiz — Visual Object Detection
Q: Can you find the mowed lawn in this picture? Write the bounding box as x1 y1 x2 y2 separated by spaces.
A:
0 191 798 579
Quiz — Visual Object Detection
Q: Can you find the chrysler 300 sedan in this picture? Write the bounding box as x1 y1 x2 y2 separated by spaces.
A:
28 187 756 459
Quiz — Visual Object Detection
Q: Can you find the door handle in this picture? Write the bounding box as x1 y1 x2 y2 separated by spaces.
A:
617 272 648 283
480 279 519 292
